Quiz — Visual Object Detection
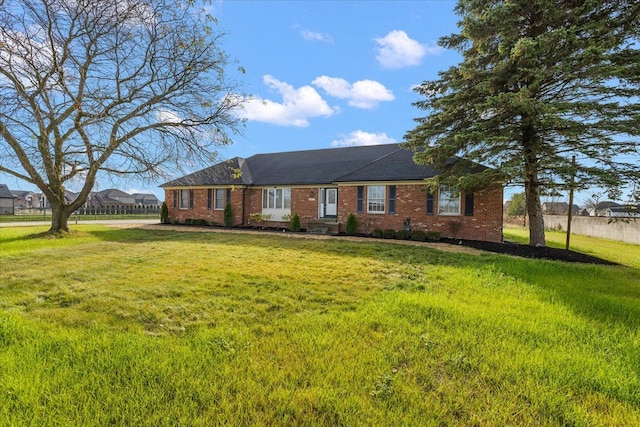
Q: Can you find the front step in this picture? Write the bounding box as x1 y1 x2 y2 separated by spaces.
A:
310 227 329 235
307 220 341 235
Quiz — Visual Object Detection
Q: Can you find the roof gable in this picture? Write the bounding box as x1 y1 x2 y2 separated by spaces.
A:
161 157 248 187
0 184 16 198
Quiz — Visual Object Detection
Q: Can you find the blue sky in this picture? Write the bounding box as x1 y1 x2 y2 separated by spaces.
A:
4 0 633 204
215 0 459 163
3 0 464 200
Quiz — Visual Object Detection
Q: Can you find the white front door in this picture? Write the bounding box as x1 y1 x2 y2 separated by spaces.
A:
323 188 337 218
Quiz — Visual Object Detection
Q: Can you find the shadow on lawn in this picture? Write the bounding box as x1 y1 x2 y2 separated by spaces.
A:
84 225 640 331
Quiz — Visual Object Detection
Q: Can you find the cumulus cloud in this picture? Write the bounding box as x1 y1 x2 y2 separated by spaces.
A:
240 75 337 127
312 76 394 109
374 30 442 69
331 130 397 147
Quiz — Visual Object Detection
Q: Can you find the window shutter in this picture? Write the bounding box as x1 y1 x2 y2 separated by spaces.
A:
426 193 434 215
173 190 177 208
388 185 396 214
189 189 194 209
465 193 474 216
356 186 364 214
207 189 212 210
226 188 231 205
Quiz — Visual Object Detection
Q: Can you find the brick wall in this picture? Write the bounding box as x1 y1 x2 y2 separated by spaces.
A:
338 184 503 242
165 183 503 242
165 188 244 225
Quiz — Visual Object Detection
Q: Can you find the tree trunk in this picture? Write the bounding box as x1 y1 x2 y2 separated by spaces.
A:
525 177 546 247
49 200 71 233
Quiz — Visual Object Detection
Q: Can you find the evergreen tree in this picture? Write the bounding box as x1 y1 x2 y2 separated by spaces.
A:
405 0 640 246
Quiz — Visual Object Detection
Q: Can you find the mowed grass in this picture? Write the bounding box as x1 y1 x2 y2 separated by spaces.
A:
504 226 640 269
1 226 639 426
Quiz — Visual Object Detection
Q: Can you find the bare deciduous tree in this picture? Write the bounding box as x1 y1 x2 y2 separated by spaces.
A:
0 0 244 232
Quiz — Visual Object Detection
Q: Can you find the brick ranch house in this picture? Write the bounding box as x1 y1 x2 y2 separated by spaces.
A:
160 144 503 242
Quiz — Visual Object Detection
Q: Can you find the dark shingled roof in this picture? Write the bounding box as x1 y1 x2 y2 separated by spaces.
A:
161 144 476 187
161 158 250 187
0 184 16 198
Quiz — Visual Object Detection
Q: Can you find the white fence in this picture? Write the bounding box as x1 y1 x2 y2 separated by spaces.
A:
544 215 640 245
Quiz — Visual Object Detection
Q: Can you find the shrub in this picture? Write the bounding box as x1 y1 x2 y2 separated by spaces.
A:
184 218 194 225
345 213 358 235
396 230 411 240
290 213 301 232
382 229 396 239
193 219 208 226
210 221 219 226
224 203 233 227
160 202 169 224
426 231 441 241
410 230 426 241
397 229 412 240
372 229 383 238
249 213 272 224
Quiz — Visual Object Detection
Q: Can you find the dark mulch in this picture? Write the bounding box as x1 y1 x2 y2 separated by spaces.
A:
441 238 618 265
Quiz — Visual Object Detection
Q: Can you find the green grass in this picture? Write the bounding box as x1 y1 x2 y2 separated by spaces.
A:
504 226 640 269
0 213 159 222
1 225 639 426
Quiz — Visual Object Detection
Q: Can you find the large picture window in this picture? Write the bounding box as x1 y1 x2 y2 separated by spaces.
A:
262 188 291 209
438 185 460 215
367 185 385 214
261 188 291 220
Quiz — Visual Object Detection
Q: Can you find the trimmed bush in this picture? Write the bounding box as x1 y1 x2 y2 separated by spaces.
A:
382 229 396 239
410 230 426 242
426 231 441 241
290 213 301 232
160 202 169 224
193 219 208 226
396 230 411 240
345 213 358 235
184 218 194 225
372 229 383 238
223 203 233 227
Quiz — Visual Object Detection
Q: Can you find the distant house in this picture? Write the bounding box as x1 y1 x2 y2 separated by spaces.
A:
0 184 16 215
132 193 160 206
601 205 640 218
542 202 580 215
160 144 504 242
11 190 44 210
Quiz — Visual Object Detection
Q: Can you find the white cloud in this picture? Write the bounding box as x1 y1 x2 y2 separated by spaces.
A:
299 28 333 43
240 75 337 127
374 30 442 69
312 76 394 109
331 130 397 147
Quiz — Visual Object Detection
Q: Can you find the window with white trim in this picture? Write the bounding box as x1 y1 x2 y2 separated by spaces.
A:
179 189 190 209
261 188 291 220
367 185 385 214
214 188 226 210
262 188 291 209
438 185 460 215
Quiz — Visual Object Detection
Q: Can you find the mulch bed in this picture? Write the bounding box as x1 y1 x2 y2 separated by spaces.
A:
441 238 618 265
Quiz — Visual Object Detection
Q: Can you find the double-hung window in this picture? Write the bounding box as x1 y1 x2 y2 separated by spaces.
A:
179 189 190 209
214 189 226 210
367 185 385 214
438 185 460 215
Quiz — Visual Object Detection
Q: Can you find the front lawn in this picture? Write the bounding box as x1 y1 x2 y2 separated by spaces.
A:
1 225 639 425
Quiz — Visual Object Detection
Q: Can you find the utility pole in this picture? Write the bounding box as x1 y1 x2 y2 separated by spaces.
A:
565 155 576 250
